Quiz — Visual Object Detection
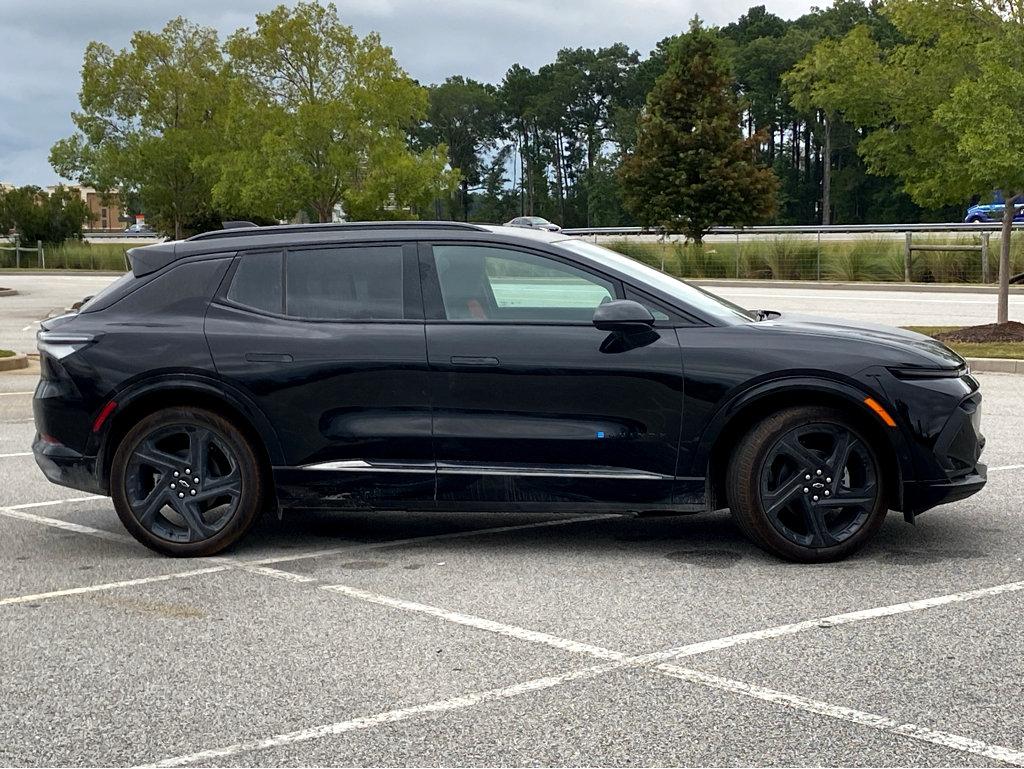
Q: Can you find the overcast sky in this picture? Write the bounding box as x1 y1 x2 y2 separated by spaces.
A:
0 0 816 186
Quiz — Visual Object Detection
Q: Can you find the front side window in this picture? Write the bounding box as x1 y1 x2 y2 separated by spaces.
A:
433 244 614 322
286 246 404 320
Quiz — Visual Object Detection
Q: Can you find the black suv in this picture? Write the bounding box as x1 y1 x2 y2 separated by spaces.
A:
33 222 986 561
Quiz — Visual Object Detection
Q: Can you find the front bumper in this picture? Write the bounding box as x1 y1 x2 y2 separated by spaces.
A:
32 435 106 496
903 464 987 516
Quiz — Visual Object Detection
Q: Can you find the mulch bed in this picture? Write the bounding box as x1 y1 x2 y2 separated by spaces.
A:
935 321 1024 344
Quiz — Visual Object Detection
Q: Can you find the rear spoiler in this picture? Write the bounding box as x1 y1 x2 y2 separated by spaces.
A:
126 242 177 277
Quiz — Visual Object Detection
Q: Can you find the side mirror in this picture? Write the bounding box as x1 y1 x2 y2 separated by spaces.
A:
592 299 655 331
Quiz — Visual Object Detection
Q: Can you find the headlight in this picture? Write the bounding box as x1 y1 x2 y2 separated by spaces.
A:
887 365 968 380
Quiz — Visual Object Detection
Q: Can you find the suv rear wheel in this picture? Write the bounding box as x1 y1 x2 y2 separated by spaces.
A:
111 407 264 557
727 406 887 562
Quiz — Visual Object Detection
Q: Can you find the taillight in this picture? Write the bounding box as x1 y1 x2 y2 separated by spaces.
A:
37 331 95 360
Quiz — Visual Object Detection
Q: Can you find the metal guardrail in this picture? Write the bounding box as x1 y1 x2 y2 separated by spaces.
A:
561 222 1024 236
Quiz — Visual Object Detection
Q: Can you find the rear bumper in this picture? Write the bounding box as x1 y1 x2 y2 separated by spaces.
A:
32 435 106 496
903 464 986 516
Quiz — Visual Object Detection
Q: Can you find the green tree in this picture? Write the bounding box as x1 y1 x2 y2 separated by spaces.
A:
215 2 455 223
50 18 225 239
0 186 90 245
619 20 778 244
787 0 1024 322
419 77 502 221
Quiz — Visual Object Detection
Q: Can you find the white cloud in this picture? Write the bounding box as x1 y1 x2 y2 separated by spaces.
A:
0 0 816 186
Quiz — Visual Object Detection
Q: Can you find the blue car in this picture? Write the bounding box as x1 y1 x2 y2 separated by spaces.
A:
964 201 1024 222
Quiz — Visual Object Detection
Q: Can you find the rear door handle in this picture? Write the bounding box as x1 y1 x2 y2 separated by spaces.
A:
450 355 499 367
245 353 293 363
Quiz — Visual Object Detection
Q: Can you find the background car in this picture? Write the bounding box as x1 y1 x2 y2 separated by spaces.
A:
124 222 157 234
504 216 561 231
33 222 985 563
963 201 1024 223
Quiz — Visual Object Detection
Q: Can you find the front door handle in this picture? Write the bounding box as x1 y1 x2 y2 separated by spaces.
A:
450 355 500 367
245 352 293 363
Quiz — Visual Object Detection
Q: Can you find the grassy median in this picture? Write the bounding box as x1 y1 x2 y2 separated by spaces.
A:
906 326 1024 360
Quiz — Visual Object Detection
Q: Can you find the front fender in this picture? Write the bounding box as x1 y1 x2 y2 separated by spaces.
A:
688 374 918 503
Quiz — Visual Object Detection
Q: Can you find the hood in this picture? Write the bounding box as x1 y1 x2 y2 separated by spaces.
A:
754 313 965 370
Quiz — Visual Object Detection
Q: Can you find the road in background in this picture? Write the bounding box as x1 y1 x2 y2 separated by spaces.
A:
1 272 1020 353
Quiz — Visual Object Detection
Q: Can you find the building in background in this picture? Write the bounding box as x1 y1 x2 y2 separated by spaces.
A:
45 186 126 231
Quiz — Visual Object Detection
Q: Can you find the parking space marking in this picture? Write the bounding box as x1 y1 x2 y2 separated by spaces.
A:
0 391 34 396
7 495 103 509
0 566 230 608
656 665 1024 767
322 582 625 660
990 463 1024 472
0 505 133 544
0 452 33 458
307 571 1024 665
147 570 1024 767
140 660 627 768
239 513 615 568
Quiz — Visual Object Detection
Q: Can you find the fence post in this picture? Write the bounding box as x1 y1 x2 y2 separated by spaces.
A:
816 230 822 281
15 238 20 269
735 232 741 278
903 231 912 282
981 232 991 283
38 240 44 269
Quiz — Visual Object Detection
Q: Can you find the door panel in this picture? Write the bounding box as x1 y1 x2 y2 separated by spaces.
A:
206 243 433 508
424 243 685 506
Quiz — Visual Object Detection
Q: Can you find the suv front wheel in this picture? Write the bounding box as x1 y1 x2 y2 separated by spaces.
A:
111 407 264 557
727 406 887 562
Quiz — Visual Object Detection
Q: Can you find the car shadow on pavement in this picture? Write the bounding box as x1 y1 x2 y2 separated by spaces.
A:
234 507 992 569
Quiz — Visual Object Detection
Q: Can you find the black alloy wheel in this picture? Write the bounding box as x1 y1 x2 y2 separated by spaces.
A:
728 406 888 562
112 408 263 556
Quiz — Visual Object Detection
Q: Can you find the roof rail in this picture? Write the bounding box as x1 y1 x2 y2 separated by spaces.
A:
187 221 489 242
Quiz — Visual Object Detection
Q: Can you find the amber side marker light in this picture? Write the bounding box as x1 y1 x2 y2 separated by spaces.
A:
864 397 897 427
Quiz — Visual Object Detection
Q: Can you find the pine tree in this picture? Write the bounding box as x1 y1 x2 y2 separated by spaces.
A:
620 19 778 244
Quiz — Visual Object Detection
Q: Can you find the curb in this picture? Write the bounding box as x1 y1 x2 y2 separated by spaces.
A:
0 287 16 297
966 357 1024 374
690 278 1024 294
0 352 29 371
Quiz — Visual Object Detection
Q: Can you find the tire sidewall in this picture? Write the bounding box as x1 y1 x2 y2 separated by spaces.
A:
111 407 263 557
729 407 888 563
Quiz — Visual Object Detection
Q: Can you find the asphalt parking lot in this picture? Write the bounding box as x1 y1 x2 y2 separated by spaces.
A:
1 354 1023 766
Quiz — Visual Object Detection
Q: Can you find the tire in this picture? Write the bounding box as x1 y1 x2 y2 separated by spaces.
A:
111 407 264 557
726 406 887 562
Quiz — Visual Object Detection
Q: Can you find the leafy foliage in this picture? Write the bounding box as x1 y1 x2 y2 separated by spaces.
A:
619 21 778 243
0 186 90 245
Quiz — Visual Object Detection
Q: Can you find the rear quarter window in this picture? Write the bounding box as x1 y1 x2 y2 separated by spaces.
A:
227 252 284 314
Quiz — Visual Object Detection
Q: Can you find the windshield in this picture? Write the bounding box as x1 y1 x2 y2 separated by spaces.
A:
558 239 754 324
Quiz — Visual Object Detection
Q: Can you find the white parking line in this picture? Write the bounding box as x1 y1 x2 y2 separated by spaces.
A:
7 495 103 509
0 391 34 397
0 566 230 608
990 463 1024 472
0 452 32 458
657 665 1024 767
241 514 614 568
147 570 1024 767
307 574 1024 665
140 660 627 768
0 505 132 544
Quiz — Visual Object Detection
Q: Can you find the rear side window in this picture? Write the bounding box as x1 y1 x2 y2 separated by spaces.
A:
227 252 283 313
286 246 404 320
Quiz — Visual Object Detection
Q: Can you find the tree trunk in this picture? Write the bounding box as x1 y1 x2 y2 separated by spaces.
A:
461 179 470 222
174 216 182 241
997 193 1019 324
821 114 832 226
